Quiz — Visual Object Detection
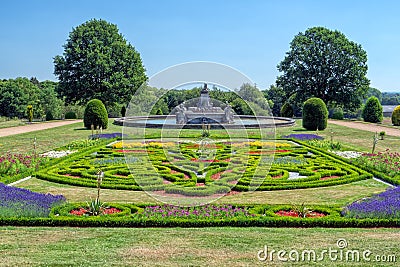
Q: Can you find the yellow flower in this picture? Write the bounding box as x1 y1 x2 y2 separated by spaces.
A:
248 141 291 148
112 141 175 149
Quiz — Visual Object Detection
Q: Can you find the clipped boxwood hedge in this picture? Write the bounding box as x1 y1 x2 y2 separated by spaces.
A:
34 139 374 195
0 203 399 228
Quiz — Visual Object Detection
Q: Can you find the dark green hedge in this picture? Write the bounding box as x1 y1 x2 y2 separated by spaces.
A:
1 214 399 228
65 111 77 119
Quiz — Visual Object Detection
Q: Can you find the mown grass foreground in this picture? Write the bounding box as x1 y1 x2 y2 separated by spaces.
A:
1 227 398 266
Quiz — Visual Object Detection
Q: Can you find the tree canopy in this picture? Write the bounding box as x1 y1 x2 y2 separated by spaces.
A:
276 26 370 111
54 19 147 108
263 85 285 116
0 78 62 119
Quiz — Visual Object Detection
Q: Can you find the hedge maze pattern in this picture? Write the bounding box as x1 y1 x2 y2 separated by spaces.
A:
37 140 372 196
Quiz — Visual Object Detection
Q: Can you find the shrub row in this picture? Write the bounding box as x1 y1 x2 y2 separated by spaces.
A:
1 214 399 228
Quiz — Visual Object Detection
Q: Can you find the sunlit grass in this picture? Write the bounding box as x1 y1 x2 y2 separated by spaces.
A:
0 227 398 266
16 177 388 206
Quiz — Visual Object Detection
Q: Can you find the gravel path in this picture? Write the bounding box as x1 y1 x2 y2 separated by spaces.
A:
0 120 82 137
328 119 400 137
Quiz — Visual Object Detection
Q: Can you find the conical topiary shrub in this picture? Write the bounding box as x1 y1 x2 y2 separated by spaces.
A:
362 96 383 123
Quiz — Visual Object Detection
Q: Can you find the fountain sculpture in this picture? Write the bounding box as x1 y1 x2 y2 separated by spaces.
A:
176 83 234 124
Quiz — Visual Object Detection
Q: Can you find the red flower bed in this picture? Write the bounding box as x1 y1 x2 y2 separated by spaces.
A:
275 210 326 218
70 208 87 216
102 207 121 215
69 207 122 216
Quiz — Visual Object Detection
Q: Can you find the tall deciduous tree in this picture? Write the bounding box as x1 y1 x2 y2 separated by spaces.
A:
276 27 370 111
0 78 40 118
263 85 285 116
54 19 147 108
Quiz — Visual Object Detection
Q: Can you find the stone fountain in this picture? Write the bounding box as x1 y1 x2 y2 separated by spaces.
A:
176 83 234 125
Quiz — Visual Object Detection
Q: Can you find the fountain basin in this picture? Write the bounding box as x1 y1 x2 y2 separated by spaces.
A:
114 115 295 129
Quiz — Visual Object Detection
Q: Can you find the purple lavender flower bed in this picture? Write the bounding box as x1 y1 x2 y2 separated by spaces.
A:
283 134 324 140
342 186 400 219
0 183 66 217
139 204 252 219
89 132 126 139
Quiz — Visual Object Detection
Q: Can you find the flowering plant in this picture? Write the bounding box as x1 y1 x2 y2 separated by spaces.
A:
139 204 251 219
0 183 65 217
353 149 400 177
283 134 323 140
0 153 46 176
342 186 400 219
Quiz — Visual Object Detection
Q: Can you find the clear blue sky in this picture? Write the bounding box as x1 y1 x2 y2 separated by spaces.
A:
1 0 400 92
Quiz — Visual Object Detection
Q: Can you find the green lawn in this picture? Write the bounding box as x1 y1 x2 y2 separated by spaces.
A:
0 227 398 266
0 119 123 154
0 119 25 129
16 177 388 206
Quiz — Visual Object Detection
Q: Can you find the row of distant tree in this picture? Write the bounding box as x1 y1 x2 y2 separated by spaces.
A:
1 19 399 121
365 87 400 105
2 75 397 121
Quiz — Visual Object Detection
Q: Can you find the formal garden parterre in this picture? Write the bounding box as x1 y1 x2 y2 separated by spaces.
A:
1 131 400 227
34 138 373 195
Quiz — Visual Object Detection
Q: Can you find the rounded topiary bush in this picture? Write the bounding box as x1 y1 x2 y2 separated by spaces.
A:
84 99 108 129
302 97 328 130
280 102 294 118
362 96 383 123
65 111 77 119
392 105 400 126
